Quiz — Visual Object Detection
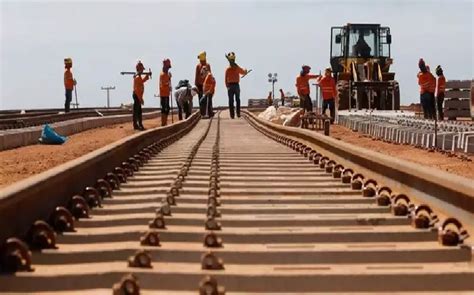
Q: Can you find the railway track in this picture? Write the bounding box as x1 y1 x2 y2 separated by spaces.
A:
0 108 159 130
0 111 473 294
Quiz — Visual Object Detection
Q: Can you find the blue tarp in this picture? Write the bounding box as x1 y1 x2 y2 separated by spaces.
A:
39 124 67 145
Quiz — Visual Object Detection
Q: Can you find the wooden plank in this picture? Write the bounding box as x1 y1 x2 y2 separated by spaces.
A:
444 90 471 99
445 80 472 89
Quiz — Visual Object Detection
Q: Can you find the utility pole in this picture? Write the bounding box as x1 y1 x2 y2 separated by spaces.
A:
101 86 116 108
268 73 278 105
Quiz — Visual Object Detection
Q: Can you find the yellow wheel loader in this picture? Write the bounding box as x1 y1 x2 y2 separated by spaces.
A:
330 23 400 110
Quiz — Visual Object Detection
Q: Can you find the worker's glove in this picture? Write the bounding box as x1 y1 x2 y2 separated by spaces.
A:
73 79 77 86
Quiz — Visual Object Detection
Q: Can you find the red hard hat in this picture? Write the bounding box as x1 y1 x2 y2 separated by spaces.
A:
163 59 171 68
136 61 144 71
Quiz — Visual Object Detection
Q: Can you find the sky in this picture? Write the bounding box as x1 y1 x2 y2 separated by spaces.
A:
0 0 473 110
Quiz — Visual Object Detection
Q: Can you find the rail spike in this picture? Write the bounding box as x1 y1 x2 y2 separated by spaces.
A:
113 274 140 295
0 238 33 273
201 251 224 270
113 167 127 183
205 218 222 231
204 232 223 248
105 173 121 190
411 204 439 229
325 160 336 173
391 194 411 216
319 156 329 169
199 276 226 295
351 173 365 190
362 179 378 197
149 214 166 229
69 195 90 219
83 186 102 208
333 164 344 178
140 231 161 247
27 220 56 250
438 218 470 246
96 178 113 199
376 186 392 206
341 168 354 184
50 206 75 232
128 250 152 268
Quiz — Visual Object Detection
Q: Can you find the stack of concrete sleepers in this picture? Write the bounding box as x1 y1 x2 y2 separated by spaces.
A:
338 112 474 153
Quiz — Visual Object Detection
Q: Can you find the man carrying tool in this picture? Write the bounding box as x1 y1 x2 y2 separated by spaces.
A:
316 68 337 124
201 66 216 118
159 59 172 126
295 65 320 114
225 52 248 119
435 65 446 120
267 91 273 107
132 61 151 130
279 89 285 107
63 57 76 113
195 51 211 116
417 59 436 120
175 83 198 120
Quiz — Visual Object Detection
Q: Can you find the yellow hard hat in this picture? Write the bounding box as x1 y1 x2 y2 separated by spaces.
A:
64 57 73 65
226 52 236 61
198 51 206 61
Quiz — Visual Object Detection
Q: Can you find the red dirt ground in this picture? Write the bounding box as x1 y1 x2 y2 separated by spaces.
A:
330 124 474 180
0 116 178 188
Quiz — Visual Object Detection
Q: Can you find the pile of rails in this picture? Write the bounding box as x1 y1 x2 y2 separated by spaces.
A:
338 111 474 154
0 108 159 130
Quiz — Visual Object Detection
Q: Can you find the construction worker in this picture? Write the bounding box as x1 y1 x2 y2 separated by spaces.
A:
435 65 446 120
353 31 372 58
175 84 198 120
195 51 211 116
201 66 216 118
295 65 320 114
417 59 436 120
225 52 248 119
279 89 285 107
159 59 172 126
63 58 76 113
316 68 338 123
267 91 273 107
132 61 151 130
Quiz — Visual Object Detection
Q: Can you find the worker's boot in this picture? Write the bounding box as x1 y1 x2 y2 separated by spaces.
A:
161 115 168 126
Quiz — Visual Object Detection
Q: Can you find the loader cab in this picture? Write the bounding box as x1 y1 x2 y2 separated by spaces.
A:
330 24 392 74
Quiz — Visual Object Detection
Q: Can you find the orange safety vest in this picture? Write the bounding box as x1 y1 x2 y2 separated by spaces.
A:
318 76 337 100
295 74 319 96
437 75 446 96
418 72 436 94
64 69 74 90
225 66 246 86
159 72 171 97
134 75 149 100
195 62 211 86
203 73 216 94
